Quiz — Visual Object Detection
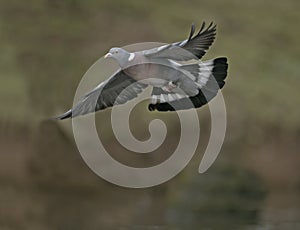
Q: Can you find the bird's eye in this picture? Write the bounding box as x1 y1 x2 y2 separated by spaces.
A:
115 51 118 54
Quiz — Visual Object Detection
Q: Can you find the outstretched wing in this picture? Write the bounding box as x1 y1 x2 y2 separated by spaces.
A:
144 22 216 61
55 70 147 119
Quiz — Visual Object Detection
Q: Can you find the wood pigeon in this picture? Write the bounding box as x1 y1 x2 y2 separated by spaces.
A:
55 22 228 120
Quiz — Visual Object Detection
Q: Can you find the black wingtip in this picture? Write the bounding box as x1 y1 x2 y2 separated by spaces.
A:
198 21 216 34
52 109 72 120
198 21 206 33
207 21 213 30
188 23 196 41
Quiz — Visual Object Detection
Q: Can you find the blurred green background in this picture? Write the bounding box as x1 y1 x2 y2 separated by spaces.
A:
1 0 300 229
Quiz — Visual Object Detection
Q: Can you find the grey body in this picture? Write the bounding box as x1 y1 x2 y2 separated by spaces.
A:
109 48 199 96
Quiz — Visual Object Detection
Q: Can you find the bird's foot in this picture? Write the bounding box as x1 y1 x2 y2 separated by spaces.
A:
162 81 177 92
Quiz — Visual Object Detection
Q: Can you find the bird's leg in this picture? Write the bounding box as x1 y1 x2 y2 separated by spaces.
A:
162 81 177 92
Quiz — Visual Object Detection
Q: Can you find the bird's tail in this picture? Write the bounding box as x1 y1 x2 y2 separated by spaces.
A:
148 57 228 111
181 57 228 89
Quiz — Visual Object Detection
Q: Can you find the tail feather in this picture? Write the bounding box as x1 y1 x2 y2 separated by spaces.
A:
148 57 228 111
181 57 228 89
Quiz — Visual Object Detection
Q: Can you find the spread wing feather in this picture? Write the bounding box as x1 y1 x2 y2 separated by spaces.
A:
55 70 147 119
144 22 216 61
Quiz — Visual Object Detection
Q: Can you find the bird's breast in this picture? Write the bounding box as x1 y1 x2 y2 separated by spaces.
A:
124 64 168 87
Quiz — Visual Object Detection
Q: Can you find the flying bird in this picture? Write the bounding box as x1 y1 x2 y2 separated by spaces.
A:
55 22 228 120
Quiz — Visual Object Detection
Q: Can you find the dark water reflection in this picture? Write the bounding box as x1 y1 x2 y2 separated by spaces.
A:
166 165 266 230
260 191 300 230
1 122 300 230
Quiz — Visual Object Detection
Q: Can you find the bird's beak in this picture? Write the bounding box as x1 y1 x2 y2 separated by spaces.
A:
104 53 112 59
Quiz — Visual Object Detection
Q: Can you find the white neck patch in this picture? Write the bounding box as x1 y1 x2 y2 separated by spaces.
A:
128 53 135 61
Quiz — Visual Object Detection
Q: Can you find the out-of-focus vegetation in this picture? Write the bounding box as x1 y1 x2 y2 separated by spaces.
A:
1 0 300 128
1 0 300 229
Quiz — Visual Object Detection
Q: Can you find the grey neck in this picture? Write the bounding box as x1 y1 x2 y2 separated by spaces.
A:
117 52 131 69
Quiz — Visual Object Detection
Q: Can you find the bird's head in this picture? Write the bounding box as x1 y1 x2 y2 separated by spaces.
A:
104 47 131 68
